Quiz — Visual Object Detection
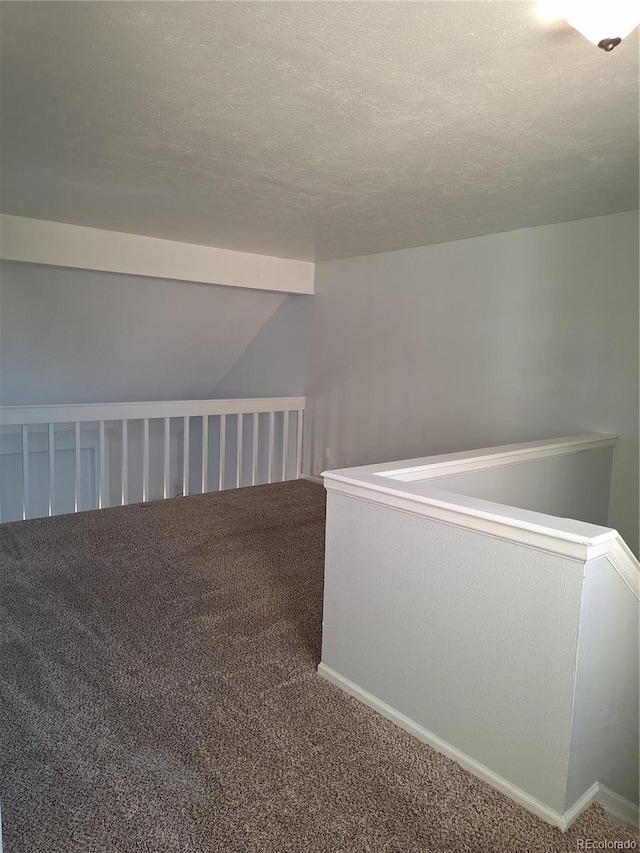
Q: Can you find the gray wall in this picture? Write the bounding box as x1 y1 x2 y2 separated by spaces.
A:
2 212 637 553
0 260 285 405
306 211 639 555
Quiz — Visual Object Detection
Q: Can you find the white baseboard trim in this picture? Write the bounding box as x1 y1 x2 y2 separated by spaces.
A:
597 784 640 831
318 662 601 833
564 783 600 828
301 474 324 485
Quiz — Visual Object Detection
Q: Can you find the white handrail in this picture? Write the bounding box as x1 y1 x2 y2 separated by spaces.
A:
323 432 639 600
371 432 618 482
0 397 306 426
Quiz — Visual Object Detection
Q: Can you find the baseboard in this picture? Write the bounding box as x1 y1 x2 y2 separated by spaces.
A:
318 662 580 832
301 473 324 485
563 783 600 828
596 784 640 831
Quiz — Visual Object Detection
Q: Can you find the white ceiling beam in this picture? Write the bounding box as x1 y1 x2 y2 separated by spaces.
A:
0 215 314 294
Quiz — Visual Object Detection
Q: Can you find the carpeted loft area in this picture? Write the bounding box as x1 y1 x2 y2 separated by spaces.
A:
0 480 636 853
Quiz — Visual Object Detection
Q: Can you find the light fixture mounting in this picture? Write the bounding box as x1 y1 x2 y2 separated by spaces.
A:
597 37 623 51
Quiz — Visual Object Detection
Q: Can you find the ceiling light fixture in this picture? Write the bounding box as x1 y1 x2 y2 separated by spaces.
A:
538 1 640 51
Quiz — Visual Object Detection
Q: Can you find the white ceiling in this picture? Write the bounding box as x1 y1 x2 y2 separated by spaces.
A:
1 1 638 262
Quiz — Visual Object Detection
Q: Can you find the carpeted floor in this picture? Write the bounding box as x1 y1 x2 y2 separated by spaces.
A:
0 479 637 853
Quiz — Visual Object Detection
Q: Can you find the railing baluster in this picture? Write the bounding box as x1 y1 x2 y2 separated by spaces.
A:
251 413 258 486
296 409 303 479
48 422 55 517
121 420 128 506
267 411 275 483
0 398 305 515
219 414 226 491
100 421 108 508
182 416 190 496
201 415 209 494
74 421 81 513
142 419 149 502
282 411 289 482
236 414 243 488
163 417 170 499
22 424 30 520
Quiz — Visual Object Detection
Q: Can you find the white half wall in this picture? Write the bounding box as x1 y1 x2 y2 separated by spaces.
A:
0 260 286 404
321 490 584 816
306 211 639 555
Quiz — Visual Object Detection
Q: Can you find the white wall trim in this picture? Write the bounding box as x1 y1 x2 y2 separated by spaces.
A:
563 783 600 829
596 785 640 831
317 663 596 831
323 477 624 564
322 433 640 581
301 473 323 485
0 215 314 295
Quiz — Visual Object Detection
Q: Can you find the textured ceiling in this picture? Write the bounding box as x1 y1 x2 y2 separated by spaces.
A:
0 1 638 262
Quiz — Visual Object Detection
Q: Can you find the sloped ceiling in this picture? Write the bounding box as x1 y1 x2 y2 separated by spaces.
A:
0 1 638 262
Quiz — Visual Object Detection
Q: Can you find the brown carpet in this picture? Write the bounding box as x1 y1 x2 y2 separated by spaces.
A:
0 479 636 853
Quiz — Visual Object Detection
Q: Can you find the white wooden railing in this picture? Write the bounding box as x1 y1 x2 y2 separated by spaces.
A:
0 397 305 522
